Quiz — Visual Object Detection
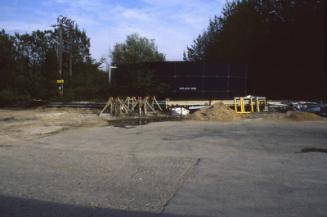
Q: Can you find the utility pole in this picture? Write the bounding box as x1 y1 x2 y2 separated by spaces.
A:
53 16 76 97
69 28 73 78
68 28 73 90
58 26 64 97
58 27 63 76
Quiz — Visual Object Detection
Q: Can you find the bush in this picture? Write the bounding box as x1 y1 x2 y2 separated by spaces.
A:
0 89 31 106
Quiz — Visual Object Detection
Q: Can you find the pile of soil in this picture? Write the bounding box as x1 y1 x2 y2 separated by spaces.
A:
191 102 241 121
284 111 323 121
252 111 325 121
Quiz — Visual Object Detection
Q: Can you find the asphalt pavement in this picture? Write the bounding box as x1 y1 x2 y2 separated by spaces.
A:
0 120 326 217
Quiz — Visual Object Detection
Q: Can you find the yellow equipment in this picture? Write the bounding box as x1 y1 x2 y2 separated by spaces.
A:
234 96 266 113
56 79 64 84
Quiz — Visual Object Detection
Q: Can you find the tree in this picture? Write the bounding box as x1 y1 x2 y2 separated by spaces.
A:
52 16 107 100
111 33 165 65
0 30 16 90
0 16 109 105
184 0 326 100
110 34 167 96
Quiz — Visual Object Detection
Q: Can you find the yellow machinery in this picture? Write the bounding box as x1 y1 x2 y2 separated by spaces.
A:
234 96 266 113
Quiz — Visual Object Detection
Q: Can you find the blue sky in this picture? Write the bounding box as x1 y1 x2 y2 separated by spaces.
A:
0 0 224 61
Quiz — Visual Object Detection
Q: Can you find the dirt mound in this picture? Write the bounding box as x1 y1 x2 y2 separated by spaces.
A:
191 102 241 121
284 111 323 121
256 111 325 121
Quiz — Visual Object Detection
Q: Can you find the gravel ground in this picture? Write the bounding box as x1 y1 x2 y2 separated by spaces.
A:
0 109 326 217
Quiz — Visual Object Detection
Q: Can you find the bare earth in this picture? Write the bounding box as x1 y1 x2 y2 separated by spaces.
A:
0 108 107 144
0 108 326 217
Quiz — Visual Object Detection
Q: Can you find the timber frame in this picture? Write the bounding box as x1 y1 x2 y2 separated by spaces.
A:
99 96 163 116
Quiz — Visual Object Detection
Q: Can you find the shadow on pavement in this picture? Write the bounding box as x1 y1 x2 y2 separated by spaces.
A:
300 147 327 153
0 195 202 217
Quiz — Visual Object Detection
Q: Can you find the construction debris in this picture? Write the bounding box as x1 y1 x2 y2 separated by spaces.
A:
267 101 327 115
191 102 242 121
291 101 326 113
171 107 190 116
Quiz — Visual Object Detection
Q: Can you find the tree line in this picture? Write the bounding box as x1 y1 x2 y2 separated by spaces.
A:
0 16 109 105
184 0 326 100
0 17 166 105
0 0 325 105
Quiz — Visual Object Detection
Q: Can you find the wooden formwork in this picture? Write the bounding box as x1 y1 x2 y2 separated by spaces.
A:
99 96 162 116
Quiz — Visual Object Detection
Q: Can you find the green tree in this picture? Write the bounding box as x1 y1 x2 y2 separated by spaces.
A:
110 33 166 96
0 16 110 105
111 33 165 65
0 30 16 90
53 16 107 100
184 0 326 100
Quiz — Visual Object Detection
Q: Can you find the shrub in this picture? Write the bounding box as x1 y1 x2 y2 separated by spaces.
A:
0 89 31 106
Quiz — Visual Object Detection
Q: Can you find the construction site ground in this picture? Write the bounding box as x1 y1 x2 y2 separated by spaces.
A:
0 107 326 217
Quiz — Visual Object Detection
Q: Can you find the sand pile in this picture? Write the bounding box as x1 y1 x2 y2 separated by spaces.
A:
284 111 323 121
191 102 241 121
253 111 325 121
